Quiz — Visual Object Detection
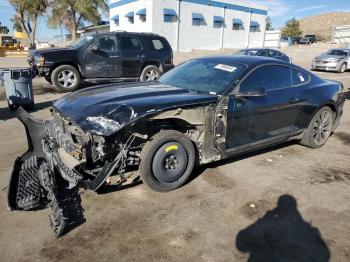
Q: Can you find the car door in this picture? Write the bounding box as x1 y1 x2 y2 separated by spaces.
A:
83 35 121 78
226 64 300 151
118 35 144 77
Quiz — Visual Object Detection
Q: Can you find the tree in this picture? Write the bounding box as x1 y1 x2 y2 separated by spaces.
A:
281 18 303 37
10 0 48 48
265 16 273 31
48 0 108 41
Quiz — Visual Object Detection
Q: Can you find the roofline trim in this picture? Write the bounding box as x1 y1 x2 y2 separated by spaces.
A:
109 0 268 15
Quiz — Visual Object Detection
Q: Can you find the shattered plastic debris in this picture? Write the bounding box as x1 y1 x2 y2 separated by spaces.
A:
250 203 256 208
267 158 273 162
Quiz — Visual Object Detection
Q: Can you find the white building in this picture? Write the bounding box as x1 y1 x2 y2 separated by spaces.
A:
109 0 268 52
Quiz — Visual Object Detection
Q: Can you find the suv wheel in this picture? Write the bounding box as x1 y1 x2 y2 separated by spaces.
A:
51 65 81 92
140 65 162 82
139 130 196 192
339 63 347 73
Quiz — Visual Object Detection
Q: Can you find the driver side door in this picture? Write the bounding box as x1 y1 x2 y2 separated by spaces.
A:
225 64 300 152
83 35 121 78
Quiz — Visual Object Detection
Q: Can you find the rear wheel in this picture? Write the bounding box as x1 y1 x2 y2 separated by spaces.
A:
51 65 81 92
300 106 334 148
338 63 347 73
140 65 162 82
139 130 195 192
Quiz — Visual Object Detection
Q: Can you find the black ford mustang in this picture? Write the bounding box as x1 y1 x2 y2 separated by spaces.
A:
8 56 349 237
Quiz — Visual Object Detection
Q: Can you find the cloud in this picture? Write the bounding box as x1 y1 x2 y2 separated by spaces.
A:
294 5 328 13
235 0 293 18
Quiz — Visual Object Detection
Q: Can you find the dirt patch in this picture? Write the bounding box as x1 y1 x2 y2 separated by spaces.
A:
240 199 274 220
200 168 235 190
305 167 350 185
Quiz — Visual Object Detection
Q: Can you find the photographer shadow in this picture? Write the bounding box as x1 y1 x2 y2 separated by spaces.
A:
236 195 330 262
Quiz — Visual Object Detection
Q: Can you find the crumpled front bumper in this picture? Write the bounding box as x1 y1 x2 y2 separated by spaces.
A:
7 108 85 238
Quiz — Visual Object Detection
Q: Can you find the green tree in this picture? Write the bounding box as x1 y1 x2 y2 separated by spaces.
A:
266 16 273 31
281 18 303 37
9 0 48 48
48 0 108 41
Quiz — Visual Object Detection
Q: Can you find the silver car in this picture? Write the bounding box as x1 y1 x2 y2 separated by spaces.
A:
312 49 350 73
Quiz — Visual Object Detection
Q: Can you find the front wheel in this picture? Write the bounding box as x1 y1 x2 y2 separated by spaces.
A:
140 65 162 82
51 65 81 92
139 130 196 192
338 63 347 73
300 106 334 148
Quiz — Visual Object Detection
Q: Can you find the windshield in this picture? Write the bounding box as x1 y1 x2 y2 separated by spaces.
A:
159 59 247 94
326 49 348 57
69 35 94 48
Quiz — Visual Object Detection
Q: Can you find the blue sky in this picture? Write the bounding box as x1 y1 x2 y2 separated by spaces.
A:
0 0 349 40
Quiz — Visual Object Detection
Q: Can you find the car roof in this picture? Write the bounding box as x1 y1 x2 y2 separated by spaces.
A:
90 31 164 37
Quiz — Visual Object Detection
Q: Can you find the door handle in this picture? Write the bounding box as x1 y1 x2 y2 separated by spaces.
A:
288 97 299 104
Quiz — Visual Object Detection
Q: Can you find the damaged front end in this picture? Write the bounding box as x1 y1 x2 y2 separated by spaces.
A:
8 107 146 237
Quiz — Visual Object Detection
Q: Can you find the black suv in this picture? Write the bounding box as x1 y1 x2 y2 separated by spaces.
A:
28 32 174 92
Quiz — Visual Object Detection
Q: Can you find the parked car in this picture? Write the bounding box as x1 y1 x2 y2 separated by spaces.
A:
233 48 292 63
28 32 174 92
8 56 349 237
300 34 316 44
312 49 350 73
290 36 301 45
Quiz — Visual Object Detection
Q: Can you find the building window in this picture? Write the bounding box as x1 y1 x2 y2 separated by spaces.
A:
112 15 119 26
136 8 146 22
192 13 205 26
250 21 260 32
213 16 224 28
232 19 243 30
125 11 134 24
163 8 177 22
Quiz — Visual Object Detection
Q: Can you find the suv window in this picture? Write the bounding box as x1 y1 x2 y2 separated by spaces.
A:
96 35 117 53
292 68 310 86
151 39 164 50
119 36 142 52
240 65 292 92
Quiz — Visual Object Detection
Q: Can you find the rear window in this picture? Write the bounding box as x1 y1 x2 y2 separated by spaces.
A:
151 39 165 50
119 36 142 52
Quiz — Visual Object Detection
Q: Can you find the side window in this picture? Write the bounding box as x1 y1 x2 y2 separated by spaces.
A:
119 36 142 52
292 68 310 86
240 65 292 92
256 50 267 57
151 39 164 50
91 35 117 53
267 50 278 57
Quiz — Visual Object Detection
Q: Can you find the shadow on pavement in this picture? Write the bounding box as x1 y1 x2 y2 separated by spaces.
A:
236 195 330 262
0 100 54 121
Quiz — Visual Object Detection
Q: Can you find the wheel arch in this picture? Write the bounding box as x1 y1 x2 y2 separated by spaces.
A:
141 61 161 72
50 62 82 76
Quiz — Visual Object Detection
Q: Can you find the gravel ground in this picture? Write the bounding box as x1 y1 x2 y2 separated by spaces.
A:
0 44 350 261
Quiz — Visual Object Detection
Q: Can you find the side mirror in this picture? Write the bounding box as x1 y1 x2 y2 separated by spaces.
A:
235 87 267 98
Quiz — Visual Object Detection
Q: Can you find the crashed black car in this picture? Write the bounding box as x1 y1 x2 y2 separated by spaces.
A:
8 56 349 237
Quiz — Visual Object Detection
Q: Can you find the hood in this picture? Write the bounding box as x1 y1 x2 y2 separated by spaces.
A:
316 54 345 60
30 47 77 56
53 82 218 136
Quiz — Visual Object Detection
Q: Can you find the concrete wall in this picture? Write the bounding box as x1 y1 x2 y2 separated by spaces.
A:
109 0 267 51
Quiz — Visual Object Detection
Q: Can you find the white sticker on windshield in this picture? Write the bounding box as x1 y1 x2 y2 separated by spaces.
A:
298 73 305 82
214 64 237 72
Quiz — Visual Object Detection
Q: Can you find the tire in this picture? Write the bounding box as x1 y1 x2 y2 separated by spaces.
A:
139 130 196 192
51 65 81 92
300 106 334 148
44 75 52 84
338 63 347 73
140 65 162 82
